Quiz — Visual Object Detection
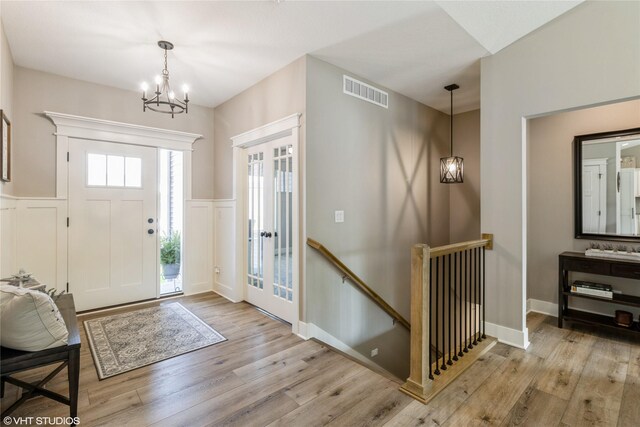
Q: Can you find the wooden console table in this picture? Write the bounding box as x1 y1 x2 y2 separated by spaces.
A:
558 251 640 334
0 294 81 421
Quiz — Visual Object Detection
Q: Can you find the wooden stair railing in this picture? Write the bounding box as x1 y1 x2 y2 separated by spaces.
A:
307 238 410 330
400 234 497 404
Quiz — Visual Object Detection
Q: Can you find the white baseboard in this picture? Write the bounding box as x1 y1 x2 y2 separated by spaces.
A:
527 298 558 317
213 283 242 303
213 287 242 303
485 321 530 350
297 321 309 340
183 282 213 296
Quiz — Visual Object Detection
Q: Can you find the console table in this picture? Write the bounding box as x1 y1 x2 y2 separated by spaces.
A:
558 251 640 334
0 294 81 422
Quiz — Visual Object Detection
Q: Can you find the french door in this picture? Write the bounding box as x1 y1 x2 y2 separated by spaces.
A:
68 139 158 311
246 136 297 323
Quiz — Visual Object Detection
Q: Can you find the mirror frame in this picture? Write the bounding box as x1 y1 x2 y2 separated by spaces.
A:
574 127 640 242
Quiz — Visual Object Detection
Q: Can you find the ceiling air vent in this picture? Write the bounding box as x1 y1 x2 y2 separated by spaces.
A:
343 75 388 109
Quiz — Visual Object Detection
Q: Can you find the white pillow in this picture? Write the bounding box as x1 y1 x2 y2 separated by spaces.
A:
0 285 69 351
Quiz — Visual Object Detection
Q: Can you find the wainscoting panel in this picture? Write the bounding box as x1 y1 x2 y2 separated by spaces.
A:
15 199 68 291
184 200 214 295
213 200 238 302
0 196 66 290
0 195 18 280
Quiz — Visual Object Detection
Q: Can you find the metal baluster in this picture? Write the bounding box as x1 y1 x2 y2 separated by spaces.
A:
469 249 477 349
434 256 440 376
458 250 464 358
441 256 447 371
473 248 479 345
464 250 473 353
482 246 486 339
476 248 482 342
447 254 453 365
453 252 458 362
429 258 434 380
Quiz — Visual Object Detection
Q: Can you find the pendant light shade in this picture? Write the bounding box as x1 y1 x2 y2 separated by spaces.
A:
440 84 463 184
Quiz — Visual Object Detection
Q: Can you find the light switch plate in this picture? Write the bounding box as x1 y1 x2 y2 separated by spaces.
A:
334 210 344 223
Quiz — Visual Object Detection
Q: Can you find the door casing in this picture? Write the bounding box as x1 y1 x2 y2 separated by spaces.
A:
232 114 302 333
46 112 201 301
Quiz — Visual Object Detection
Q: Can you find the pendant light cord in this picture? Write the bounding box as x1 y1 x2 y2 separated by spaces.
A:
450 89 453 157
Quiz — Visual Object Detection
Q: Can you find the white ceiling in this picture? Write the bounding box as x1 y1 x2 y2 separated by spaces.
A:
0 1 583 114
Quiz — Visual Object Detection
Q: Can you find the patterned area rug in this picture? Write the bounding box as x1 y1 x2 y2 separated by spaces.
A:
84 302 226 379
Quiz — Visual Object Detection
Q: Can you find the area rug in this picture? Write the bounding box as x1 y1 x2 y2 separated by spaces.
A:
84 302 226 379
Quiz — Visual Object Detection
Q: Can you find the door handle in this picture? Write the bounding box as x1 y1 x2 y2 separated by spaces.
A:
148 218 154 224
617 172 620 192
148 229 155 235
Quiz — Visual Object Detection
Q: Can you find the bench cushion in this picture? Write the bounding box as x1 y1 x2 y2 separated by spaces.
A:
0 285 69 351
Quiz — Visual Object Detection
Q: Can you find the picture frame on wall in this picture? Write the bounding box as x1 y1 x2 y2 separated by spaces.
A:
1 109 10 182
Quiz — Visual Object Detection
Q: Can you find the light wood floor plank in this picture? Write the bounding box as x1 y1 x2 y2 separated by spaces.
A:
618 373 640 427
501 386 568 427
560 338 629 427
533 336 594 400
384 351 506 427
268 371 390 427
441 351 543 426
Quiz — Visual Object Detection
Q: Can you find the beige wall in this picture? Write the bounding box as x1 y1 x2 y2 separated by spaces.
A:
481 0 640 340
0 19 14 195
450 109 480 243
213 56 306 200
305 56 450 378
11 67 215 199
528 99 640 317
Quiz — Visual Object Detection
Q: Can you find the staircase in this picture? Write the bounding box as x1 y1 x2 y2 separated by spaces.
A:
308 235 496 404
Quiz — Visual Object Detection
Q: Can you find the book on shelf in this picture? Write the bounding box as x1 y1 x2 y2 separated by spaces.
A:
571 281 613 299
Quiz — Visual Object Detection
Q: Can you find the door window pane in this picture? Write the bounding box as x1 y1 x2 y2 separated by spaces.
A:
107 155 125 187
87 153 142 188
87 153 106 186
125 157 142 187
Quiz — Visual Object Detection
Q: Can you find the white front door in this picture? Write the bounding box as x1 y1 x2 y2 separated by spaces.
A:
68 139 158 311
246 136 297 323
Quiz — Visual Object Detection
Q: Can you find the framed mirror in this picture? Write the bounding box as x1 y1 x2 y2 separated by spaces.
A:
575 127 640 242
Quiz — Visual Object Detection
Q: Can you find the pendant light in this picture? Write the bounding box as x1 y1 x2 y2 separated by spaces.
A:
440 84 464 184
141 41 189 118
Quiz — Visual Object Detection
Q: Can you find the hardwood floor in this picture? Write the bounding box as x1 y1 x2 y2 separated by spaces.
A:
1 293 639 426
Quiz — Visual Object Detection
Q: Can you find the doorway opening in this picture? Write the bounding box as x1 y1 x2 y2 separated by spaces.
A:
159 149 184 295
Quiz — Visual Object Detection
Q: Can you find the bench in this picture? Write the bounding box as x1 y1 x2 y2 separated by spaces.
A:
1 294 81 422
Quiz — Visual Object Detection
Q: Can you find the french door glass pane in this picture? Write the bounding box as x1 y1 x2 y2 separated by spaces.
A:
273 144 293 301
247 153 264 290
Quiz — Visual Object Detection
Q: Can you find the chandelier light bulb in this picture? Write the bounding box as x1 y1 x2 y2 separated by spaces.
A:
155 75 162 85
182 84 189 94
168 91 175 100
141 82 149 91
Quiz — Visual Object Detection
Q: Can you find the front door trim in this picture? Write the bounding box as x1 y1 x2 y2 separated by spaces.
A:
45 111 202 200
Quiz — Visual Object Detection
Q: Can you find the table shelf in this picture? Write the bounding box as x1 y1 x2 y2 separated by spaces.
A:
563 309 640 335
559 252 640 334
563 290 640 308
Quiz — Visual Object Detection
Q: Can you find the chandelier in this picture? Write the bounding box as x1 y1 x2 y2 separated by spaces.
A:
440 83 464 184
141 41 189 118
